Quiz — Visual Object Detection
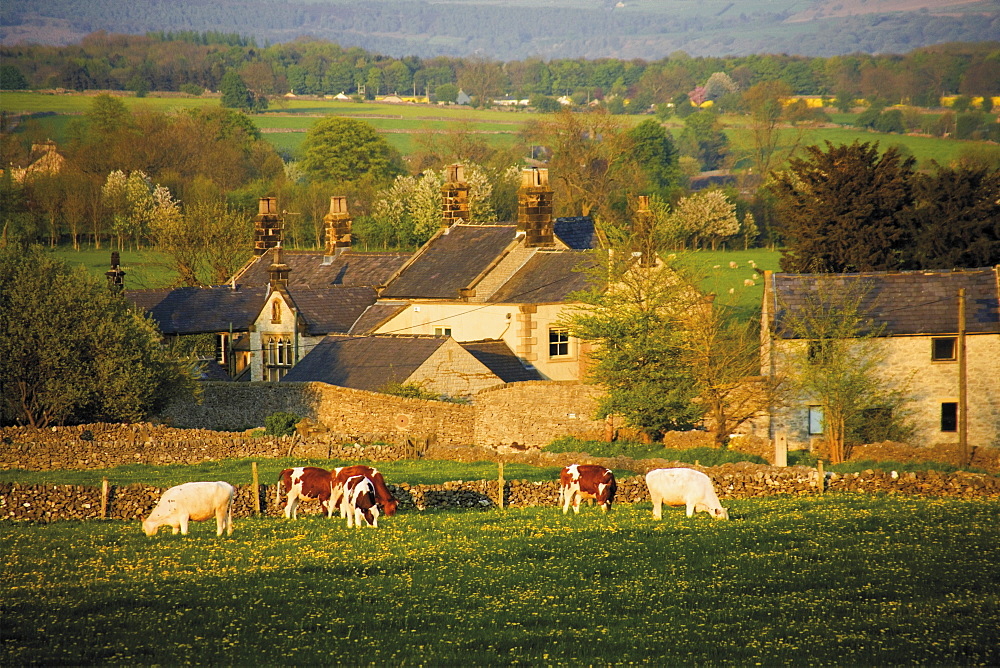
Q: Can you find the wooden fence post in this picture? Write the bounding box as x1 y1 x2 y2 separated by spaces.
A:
497 460 505 510
100 477 109 519
252 461 261 515
817 460 825 494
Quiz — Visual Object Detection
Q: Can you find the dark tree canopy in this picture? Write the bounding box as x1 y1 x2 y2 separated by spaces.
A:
0 246 197 427
627 119 681 196
770 140 916 273
905 164 1000 269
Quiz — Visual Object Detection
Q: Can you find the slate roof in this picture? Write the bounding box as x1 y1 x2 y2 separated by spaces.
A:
125 286 268 335
235 249 409 288
348 302 409 335
459 340 543 383
289 287 379 335
769 268 1000 338
488 250 598 304
280 335 448 391
381 224 518 299
553 217 597 250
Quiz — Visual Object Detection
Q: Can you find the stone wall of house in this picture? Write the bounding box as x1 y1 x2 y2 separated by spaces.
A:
769 333 1000 451
4 464 997 523
474 381 606 448
411 340 504 400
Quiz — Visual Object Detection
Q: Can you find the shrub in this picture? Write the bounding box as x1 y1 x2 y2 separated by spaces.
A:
79 429 94 442
264 412 299 437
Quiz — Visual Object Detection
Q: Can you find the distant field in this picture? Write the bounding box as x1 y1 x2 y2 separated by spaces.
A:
47 245 180 290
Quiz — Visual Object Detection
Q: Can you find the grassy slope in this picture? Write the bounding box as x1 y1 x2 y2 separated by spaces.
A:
2 496 998 665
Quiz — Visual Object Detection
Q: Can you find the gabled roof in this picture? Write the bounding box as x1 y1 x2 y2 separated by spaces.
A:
280 335 448 391
553 217 597 250
235 249 409 288
349 301 409 335
381 224 518 299
488 250 597 304
769 267 1000 338
126 286 268 335
459 339 543 382
288 286 379 335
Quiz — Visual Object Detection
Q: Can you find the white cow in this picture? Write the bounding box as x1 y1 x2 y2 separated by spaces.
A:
645 468 729 520
142 481 235 536
341 475 380 528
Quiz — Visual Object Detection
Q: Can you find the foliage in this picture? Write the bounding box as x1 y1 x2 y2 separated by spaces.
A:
777 276 914 463
379 381 442 401
0 245 198 427
769 140 915 273
626 118 681 197
562 252 703 440
263 411 300 437
0 64 29 89
677 111 729 171
220 71 266 112
3 498 1000 665
670 190 740 251
301 116 406 184
904 164 1000 269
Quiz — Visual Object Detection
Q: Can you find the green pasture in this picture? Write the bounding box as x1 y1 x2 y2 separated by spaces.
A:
6 91 978 167
43 244 181 289
3 495 998 665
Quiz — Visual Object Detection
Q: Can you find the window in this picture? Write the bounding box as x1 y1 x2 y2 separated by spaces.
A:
808 405 824 435
264 335 293 382
932 337 956 362
434 327 452 337
549 328 570 357
941 402 958 432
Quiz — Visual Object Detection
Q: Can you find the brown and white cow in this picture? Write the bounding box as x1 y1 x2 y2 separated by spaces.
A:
341 475 380 528
276 466 337 519
559 464 617 514
332 465 398 517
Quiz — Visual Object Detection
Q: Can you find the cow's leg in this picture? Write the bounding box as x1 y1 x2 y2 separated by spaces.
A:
283 492 296 519
685 502 695 518
561 486 573 514
650 491 662 520
331 485 346 518
572 490 582 514
179 515 189 535
215 506 226 536
370 508 379 528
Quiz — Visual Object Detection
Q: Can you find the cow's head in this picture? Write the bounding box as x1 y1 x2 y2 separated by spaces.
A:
713 507 730 521
140 516 158 536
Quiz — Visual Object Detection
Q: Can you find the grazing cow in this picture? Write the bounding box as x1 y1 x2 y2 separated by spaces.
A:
332 465 398 517
559 464 617 514
142 481 234 537
342 475 380 528
277 466 337 519
645 468 729 520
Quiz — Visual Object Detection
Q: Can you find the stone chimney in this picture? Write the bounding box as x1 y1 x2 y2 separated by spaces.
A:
323 196 352 258
253 197 283 256
267 245 290 290
634 195 656 267
105 251 125 294
441 164 469 227
517 167 554 248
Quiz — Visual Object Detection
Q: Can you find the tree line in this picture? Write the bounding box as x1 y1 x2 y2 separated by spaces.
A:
2 34 998 108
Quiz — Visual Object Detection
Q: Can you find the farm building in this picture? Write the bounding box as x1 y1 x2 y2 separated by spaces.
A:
761 268 1000 451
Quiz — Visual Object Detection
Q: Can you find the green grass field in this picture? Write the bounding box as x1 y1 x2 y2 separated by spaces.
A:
5 91 979 167
3 495 998 665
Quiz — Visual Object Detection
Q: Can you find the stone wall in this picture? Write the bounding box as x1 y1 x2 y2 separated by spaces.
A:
158 379 603 450
474 381 605 447
3 463 998 523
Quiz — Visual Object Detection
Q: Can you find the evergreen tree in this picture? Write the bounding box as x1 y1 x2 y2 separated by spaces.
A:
905 164 1000 269
770 141 915 273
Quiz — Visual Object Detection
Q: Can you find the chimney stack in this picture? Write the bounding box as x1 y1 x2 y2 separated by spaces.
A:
634 195 656 267
517 167 554 247
253 197 283 256
267 245 290 290
323 196 352 258
441 164 470 227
